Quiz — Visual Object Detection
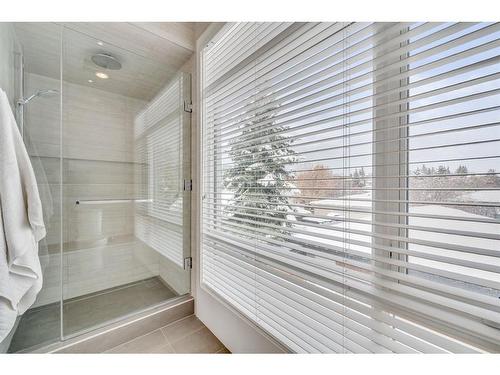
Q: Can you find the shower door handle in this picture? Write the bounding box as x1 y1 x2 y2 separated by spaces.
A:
75 199 153 205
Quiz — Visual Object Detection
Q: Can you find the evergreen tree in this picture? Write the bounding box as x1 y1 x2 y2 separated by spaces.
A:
359 167 366 187
223 96 297 237
485 169 500 186
436 165 450 175
352 168 361 187
415 164 432 175
456 165 468 174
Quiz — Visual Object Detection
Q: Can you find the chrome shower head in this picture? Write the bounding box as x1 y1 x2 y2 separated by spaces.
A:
18 89 59 106
91 53 122 70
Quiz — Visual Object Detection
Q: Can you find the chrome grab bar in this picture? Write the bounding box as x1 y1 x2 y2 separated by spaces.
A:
75 199 153 205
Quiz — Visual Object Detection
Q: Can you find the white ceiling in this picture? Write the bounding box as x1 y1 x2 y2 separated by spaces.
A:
14 22 198 101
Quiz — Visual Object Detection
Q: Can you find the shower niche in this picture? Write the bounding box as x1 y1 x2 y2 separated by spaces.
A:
4 23 192 352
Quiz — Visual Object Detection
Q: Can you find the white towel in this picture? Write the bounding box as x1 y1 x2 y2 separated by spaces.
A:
0 88 45 342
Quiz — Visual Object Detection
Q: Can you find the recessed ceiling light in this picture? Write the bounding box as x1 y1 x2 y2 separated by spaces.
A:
88 79 93 83
95 72 109 79
97 41 104 46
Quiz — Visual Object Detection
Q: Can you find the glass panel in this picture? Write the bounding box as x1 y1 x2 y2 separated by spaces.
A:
6 22 63 352
60 27 191 338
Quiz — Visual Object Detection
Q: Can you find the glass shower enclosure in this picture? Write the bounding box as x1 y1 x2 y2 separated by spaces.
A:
2 23 192 352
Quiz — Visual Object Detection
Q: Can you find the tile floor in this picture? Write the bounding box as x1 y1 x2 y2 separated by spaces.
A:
9 277 177 352
105 315 230 354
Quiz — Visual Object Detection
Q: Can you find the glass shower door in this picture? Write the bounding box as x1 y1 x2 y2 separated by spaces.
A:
6 22 63 353
4 22 192 352
60 27 191 339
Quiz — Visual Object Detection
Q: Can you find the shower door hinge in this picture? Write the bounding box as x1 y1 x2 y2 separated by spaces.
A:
184 257 193 270
183 179 192 191
183 100 193 113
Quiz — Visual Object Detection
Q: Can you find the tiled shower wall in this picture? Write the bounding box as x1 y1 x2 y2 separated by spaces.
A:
0 24 20 107
23 72 171 307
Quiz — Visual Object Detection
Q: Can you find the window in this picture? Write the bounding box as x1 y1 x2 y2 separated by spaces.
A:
201 22 500 353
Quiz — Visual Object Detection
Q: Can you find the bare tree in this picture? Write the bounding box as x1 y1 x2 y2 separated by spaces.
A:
294 164 343 205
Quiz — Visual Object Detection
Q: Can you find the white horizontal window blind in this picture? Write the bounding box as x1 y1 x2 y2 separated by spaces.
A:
201 22 500 353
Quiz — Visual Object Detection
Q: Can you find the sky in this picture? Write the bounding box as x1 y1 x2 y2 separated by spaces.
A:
208 22 500 179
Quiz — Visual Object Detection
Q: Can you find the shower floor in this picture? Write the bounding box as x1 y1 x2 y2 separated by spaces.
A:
9 277 177 353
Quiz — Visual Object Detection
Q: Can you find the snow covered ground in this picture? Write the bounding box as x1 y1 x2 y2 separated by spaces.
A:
461 190 500 202
408 205 500 283
218 184 500 286
309 192 373 209
293 193 500 285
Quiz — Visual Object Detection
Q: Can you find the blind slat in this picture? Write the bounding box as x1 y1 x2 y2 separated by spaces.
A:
201 21 500 353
